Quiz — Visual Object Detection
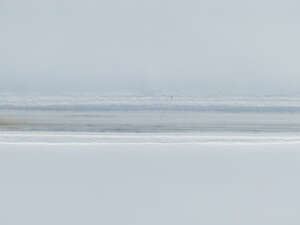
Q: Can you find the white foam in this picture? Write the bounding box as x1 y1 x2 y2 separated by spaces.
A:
1 132 300 144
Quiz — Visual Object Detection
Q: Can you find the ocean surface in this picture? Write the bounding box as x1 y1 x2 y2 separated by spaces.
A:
1 94 300 143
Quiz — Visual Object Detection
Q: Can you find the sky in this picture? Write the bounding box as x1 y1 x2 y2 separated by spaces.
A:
1 0 300 96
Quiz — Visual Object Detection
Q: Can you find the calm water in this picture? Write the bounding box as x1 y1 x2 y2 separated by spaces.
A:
1 95 300 134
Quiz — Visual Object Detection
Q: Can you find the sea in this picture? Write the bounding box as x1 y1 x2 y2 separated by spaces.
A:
1 94 300 143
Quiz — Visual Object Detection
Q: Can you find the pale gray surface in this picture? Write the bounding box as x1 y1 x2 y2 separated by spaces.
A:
0 143 300 225
1 0 300 95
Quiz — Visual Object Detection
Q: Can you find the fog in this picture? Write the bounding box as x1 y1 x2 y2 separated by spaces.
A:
1 0 300 95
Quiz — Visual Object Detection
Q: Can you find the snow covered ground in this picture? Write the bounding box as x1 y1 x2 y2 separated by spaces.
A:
1 140 300 225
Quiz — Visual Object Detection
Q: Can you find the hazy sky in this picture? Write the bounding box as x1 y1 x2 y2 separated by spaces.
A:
1 0 300 95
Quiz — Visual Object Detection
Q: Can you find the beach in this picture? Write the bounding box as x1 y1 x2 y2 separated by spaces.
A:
1 141 300 224
1 95 300 224
3 0 300 222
